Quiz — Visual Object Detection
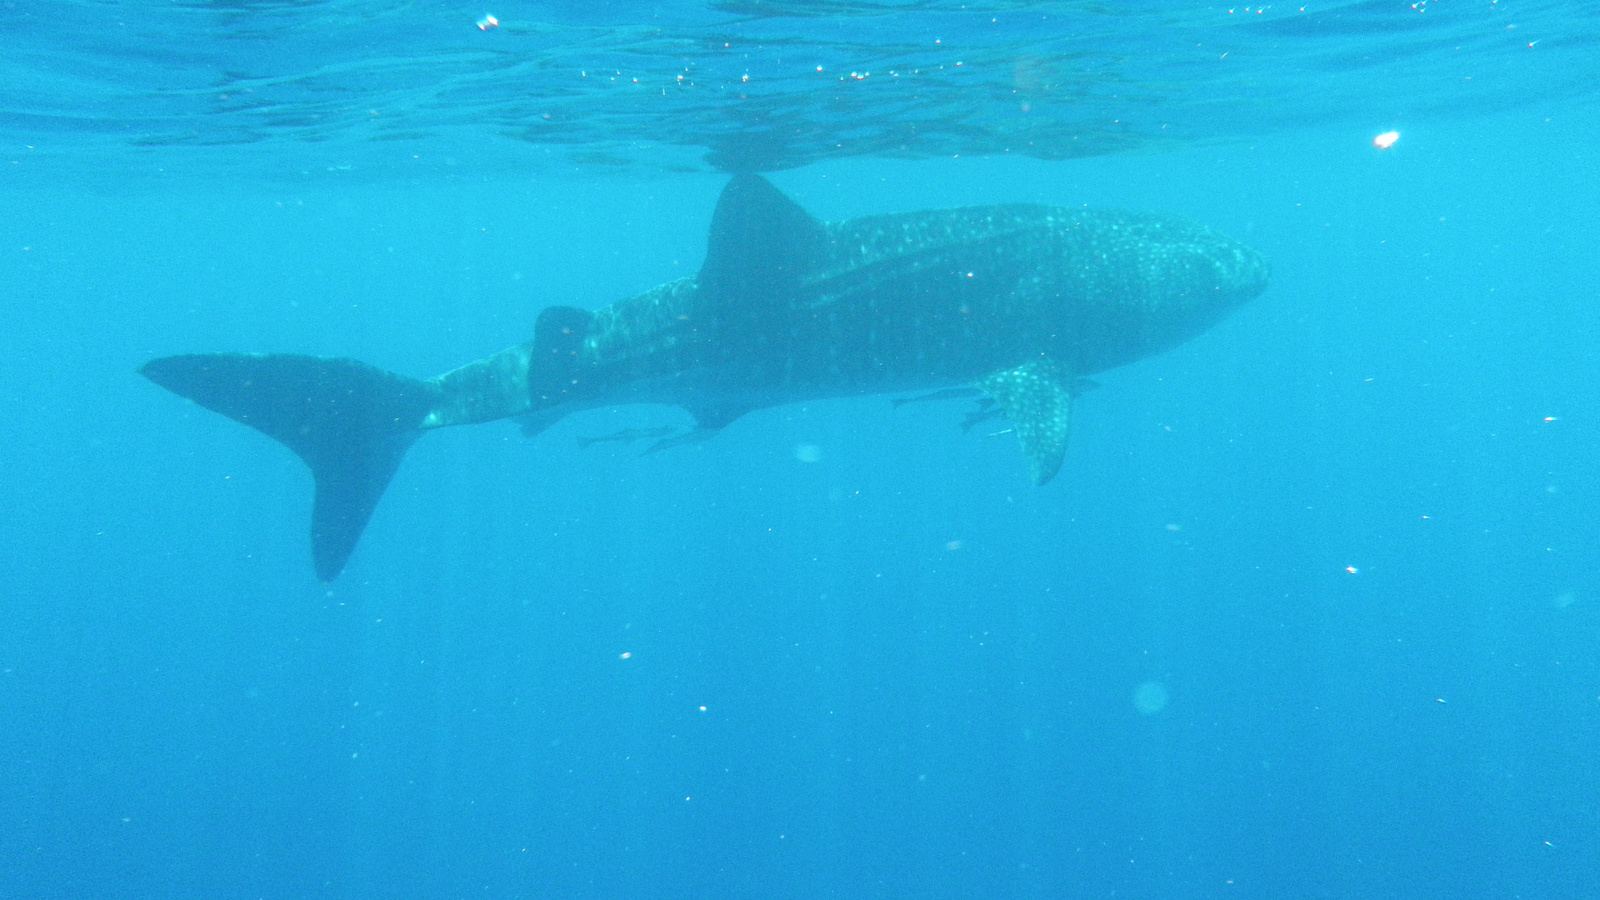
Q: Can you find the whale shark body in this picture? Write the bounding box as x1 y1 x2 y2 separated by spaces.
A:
142 175 1270 580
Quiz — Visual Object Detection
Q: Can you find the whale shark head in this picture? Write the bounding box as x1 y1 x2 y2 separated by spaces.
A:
1210 235 1272 307
1043 212 1269 374
1133 214 1271 312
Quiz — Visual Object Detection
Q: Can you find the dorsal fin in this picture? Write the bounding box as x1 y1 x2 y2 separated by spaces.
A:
697 174 828 305
528 305 593 405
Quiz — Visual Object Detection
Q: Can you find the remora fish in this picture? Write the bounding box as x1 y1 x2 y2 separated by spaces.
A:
891 387 982 408
141 175 1269 580
576 426 678 449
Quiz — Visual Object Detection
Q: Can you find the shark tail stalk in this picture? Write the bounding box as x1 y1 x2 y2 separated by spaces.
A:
140 354 438 582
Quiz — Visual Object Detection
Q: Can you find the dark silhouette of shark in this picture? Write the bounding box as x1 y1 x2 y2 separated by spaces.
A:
142 175 1269 581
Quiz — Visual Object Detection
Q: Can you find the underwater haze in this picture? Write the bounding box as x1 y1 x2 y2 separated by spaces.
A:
3 2 1600 898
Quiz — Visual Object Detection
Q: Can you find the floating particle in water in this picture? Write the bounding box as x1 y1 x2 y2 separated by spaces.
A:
1373 130 1400 150
477 14 499 31
1133 681 1169 715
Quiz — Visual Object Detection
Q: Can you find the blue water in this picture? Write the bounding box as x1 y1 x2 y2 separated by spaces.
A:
4 2 1600 898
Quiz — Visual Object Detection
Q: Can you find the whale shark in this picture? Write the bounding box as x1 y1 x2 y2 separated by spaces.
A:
142 175 1270 580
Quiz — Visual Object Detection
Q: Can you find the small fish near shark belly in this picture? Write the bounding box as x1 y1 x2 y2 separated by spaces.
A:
140 174 1269 580
575 425 678 449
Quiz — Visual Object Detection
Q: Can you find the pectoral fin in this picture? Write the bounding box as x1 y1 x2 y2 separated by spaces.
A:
977 359 1078 485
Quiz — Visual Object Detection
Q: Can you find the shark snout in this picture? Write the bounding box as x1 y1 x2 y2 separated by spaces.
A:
1217 241 1271 302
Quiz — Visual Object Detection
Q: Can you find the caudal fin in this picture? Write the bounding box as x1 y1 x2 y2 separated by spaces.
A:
141 353 438 581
